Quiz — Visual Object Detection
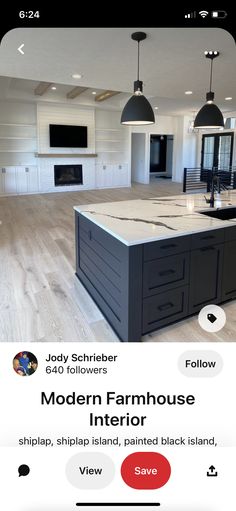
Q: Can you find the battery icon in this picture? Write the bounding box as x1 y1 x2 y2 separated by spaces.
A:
211 10 227 18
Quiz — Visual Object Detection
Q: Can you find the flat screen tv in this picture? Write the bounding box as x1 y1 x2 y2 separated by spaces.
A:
49 124 88 148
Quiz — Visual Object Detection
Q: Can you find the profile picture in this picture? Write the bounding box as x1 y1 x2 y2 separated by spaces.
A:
13 351 38 377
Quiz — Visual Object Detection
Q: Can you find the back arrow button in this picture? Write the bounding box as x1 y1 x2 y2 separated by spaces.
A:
18 44 25 55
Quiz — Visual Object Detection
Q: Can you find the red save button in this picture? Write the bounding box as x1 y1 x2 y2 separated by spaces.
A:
121 452 171 489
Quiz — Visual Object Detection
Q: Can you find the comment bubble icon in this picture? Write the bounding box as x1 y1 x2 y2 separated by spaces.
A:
18 465 30 477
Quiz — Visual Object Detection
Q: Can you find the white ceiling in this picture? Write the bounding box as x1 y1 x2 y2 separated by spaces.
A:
0 27 235 116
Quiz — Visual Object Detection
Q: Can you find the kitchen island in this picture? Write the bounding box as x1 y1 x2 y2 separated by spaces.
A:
74 192 236 341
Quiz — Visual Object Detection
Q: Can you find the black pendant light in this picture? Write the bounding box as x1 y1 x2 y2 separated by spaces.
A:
121 32 155 125
194 50 224 129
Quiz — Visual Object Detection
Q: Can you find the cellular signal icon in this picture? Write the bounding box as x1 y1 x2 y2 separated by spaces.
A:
185 11 196 18
199 10 209 18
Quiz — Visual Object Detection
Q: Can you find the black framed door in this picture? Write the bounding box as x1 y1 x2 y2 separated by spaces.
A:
201 132 234 170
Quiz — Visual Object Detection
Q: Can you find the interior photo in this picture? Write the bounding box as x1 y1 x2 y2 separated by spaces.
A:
0 27 236 342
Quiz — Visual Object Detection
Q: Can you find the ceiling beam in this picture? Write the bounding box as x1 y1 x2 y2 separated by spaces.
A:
95 90 120 102
34 82 53 96
67 86 88 99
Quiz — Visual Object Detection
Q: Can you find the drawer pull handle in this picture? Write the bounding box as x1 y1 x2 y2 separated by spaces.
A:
159 269 175 277
161 243 177 250
200 246 215 252
88 230 92 241
158 302 173 311
201 235 215 240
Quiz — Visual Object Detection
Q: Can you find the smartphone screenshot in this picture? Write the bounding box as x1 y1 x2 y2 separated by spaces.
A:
0 6 235 510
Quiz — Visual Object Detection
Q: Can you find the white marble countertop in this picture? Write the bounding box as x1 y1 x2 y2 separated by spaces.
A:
74 191 236 246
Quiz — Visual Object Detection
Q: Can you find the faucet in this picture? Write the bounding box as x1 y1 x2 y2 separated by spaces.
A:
204 170 219 208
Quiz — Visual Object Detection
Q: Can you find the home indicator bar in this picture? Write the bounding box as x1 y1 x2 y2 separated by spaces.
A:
76 504 161 507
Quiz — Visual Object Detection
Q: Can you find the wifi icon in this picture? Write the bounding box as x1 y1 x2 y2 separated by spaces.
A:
199 10 209 18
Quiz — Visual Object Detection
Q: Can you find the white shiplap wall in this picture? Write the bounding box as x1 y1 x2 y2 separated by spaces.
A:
37 103 95 154
37 103 96 192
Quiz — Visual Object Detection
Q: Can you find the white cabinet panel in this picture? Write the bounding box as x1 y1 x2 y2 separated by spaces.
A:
2 167 17 194
104 164 113 188
16 166 28 193
112 163 129 186
95 164 113 188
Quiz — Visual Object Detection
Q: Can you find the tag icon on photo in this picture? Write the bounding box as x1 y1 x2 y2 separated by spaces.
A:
207 313 217 324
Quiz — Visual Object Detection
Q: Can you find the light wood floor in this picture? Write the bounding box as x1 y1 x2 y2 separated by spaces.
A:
0 180 235 342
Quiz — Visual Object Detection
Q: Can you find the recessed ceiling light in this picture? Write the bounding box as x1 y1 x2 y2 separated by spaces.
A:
225 97 232 100
51 86 57 90
92 91 97 95
154 106 159 110
72 73 82 79
185 90 193 95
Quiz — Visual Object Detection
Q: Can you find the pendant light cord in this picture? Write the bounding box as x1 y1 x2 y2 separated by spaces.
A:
209 58 213 92
137 40 140 81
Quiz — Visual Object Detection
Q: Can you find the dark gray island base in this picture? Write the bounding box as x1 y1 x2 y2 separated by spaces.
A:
75 210 236 342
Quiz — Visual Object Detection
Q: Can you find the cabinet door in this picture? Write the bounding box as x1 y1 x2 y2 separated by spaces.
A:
27 166 38 192
113 163 128 186
222 240 236 301
104 164 113 187
189 244 223 313
96 164 113 188
3 167 17 194
16 166 28 194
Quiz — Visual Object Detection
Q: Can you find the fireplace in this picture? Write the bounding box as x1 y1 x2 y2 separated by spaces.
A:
54 165 83 186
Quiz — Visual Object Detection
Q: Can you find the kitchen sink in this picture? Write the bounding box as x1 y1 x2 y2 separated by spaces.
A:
199 207 236 220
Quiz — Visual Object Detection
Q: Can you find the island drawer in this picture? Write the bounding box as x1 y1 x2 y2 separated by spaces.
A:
142 285 189 334
143 252 190 297
191 229 224 249
143 235 191 261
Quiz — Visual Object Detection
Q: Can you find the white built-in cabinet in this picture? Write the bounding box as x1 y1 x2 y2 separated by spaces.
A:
0 166 39 195
95 163 129 188
0 166 16 194
0 109 130 194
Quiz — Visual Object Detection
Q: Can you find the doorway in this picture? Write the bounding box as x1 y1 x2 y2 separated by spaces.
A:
149 134 173 181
